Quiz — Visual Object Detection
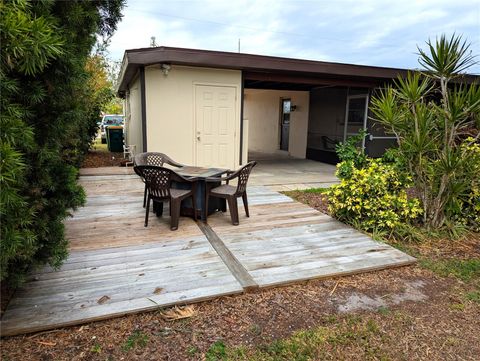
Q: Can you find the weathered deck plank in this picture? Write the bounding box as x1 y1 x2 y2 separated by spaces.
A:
2 284 240 336
198 223 258 290
1 237 243 336
79 167 135 176
207 200 416 288
65 176 202 251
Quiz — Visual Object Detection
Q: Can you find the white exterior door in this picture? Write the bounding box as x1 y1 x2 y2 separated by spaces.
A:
195 85 237 169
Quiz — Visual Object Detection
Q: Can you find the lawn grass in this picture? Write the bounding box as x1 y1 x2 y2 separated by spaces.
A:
465 290 480 303
121 330 149 352
419 258 480 282
203 316 390 361
90 136 108 152
302 187 329 194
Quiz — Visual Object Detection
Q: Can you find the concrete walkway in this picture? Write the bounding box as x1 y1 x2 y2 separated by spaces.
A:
248 152 338 191
80 153 338 191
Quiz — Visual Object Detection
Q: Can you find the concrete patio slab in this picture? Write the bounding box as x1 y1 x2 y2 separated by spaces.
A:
80 152 338 190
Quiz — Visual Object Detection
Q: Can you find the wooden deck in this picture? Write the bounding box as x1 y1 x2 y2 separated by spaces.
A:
207 199 414 287
0 175 415 336
65 175 201 251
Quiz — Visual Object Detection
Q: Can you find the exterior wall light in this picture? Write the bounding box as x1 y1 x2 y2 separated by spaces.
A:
161 63 171 76
290 105 297 112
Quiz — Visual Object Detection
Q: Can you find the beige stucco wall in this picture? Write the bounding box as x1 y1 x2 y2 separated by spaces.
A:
144 65 242 167
243 89 310 158
125 74 143 153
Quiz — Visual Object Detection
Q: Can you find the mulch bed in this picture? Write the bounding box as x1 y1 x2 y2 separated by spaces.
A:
81 150 126 168
1 191 479 360
284 190 330 215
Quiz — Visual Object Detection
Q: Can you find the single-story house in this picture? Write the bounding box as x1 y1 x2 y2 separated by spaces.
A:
116 46 410 169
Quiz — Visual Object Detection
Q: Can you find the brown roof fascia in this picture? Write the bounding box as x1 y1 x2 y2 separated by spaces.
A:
117 46 478 96
243 71 382 88
127 46 408 76
116 46 409 95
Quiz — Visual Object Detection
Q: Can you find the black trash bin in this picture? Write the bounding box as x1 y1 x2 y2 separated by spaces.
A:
106 126 124 152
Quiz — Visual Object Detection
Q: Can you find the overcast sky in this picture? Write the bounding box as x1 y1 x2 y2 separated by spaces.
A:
109 0 480 73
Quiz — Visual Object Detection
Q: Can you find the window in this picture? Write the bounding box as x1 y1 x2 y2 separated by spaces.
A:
347 97 367 125
343 94 369 147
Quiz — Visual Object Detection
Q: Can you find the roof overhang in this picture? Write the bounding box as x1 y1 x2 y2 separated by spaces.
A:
116 46 478 96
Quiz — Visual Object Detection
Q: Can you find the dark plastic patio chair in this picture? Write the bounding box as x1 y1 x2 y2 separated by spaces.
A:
134 152 185 208
134 165 197 231
204 161 257 225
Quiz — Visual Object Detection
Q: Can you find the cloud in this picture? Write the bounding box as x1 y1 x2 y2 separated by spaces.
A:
108 0 480 73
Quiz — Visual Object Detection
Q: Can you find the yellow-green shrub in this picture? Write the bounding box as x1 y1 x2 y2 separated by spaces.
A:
326 159 422 232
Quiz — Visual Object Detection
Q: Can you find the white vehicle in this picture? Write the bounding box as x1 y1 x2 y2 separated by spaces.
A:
100 114 124 143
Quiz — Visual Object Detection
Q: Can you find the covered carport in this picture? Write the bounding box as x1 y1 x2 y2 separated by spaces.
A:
241 67 402 166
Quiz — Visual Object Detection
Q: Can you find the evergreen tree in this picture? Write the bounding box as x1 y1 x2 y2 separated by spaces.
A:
0 0 125 284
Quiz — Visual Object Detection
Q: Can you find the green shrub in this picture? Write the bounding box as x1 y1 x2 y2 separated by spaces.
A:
370 34 480 230
0 0 124 285
453 139 480 231
334 129 368 179
327 158 422 233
